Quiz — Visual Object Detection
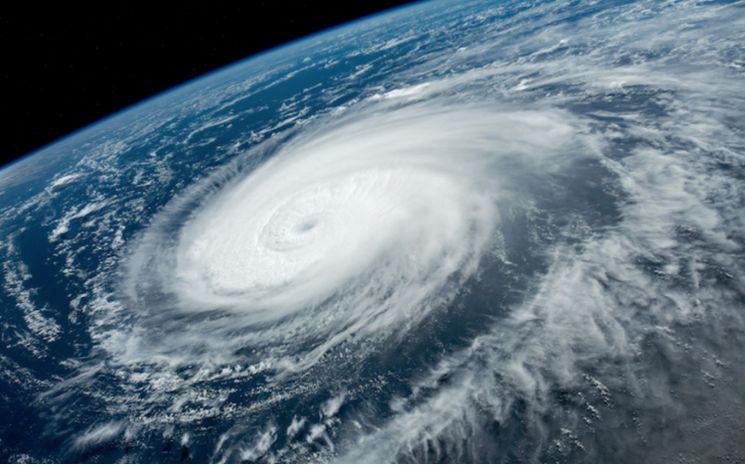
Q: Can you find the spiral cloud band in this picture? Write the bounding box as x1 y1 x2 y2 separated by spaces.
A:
119 104 583 378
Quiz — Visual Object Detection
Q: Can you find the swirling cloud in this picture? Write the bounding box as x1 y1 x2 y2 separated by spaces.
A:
120 103 583 377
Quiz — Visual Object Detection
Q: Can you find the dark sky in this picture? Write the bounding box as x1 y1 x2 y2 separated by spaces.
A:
0 2 414 168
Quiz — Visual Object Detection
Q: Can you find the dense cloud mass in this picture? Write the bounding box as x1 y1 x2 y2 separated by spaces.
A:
1 0 745 462
123 106 581 376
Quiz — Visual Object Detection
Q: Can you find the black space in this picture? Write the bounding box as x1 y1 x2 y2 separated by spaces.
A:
0 2 414 168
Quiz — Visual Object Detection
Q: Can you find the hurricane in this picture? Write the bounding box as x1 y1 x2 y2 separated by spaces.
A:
120 104 585 380
1 0 745 463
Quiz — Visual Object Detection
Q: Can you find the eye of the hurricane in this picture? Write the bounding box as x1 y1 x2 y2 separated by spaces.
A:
296 218 318 232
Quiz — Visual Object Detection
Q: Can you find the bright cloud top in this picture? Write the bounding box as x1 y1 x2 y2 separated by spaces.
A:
122 103 581 375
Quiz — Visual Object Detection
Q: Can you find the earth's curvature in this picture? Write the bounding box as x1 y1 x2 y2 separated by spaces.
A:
2 0 745 462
